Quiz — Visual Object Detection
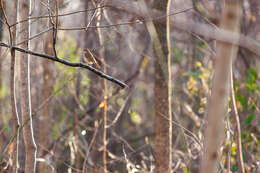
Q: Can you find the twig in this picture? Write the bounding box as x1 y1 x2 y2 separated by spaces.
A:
16 27 52 46
106 0 260 57
10 5 108 28
84 5 99 34
82 120 100 173
230 66 245 173
105 94 131 128
57 8 193 31
0 1 20 172
159 112 202 148
0 42 127 88
47 0 58 58
166 0 173 172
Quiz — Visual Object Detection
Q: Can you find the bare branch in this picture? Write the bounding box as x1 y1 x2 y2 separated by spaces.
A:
10 5 108 28
230 67 245 173
57 8 193 31
106 0 260 58
166 0 173 172
0 43 127 88
47 0 58 58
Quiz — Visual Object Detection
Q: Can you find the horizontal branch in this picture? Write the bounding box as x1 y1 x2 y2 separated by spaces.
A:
0 43 127 88
10 5 109 28
57 8 193 31
106 0 260 58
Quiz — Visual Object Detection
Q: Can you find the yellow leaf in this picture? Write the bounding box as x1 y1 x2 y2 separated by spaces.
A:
99 101 105 108
195 61 202 67
140 56 150 70
187 77 197 94
130 111 142 125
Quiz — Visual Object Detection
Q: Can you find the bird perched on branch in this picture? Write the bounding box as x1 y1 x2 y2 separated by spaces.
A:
83 48 101 68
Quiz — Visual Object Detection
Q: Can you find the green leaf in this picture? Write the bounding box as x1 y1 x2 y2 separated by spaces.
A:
245 68 258 92
232 165 238 172
4 125 11 132
236 92 247 110
243 113 256 125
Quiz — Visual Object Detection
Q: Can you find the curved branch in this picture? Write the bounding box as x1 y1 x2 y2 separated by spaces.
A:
0 43 127 88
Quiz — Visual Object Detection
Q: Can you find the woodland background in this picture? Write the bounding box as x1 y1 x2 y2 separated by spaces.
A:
0 0 259 173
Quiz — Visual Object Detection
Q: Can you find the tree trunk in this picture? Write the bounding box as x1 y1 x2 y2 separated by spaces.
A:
248 0 260 75
96 6 108 173
200 1 242 173
18 0 37 172
8 0 19 172
81 1 101 172
37 22 55 173
0 0 4 154
143 0 170 172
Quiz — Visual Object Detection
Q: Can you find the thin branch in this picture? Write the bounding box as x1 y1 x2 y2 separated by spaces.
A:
10 5 108 28
0 1 20 172
16 27 52 46
57 8 193 31
159 112 202 148
0 0 12 43
105 94 131 128
42 60 142 158
47 0 58 58
106 0 260 57
84 5 99 34
95 2 108 171
166 0 173 172
82 120 100 173
0 43 127 88
230 66 245 173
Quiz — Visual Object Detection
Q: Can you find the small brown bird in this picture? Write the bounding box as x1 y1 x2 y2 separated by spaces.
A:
83 48 99 67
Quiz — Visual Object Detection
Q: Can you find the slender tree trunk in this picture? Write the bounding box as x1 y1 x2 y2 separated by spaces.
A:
248 0 260 75
0 0 4 154
200 1 242 173
9 0 20 172
152 1 170 172
96 6 107 173
37 22 55 173
18 0 37 172
82 1 101 172
140 0 170 172
166 0 173 172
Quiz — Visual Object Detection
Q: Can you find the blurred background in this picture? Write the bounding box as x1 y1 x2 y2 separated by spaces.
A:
0 0 259 172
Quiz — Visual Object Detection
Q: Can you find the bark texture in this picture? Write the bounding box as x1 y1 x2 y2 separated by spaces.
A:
19 0 37 172
152 1 170 172
0 0 4 154
9 1 19 172
200 1 242 173
38 25 55 173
